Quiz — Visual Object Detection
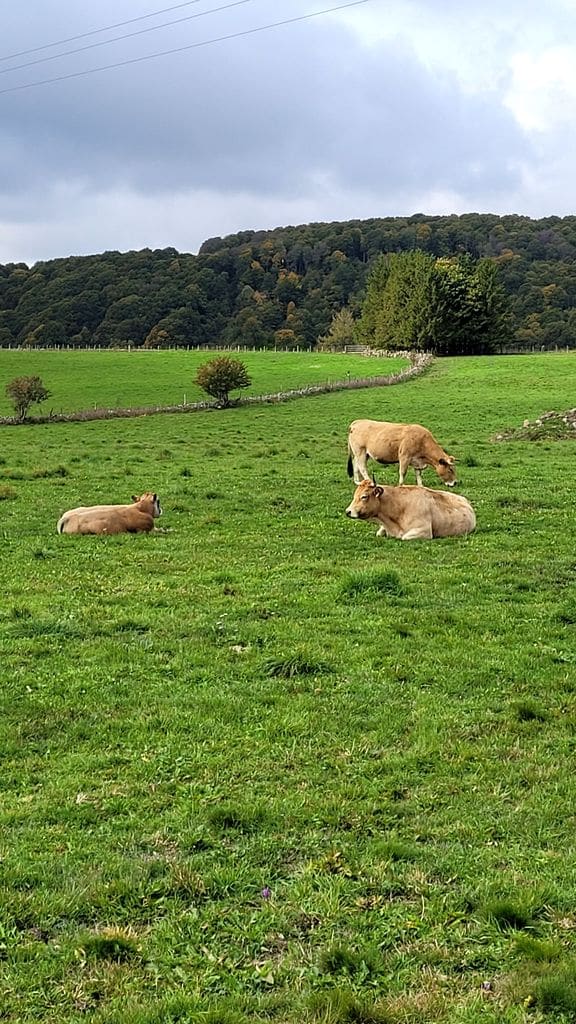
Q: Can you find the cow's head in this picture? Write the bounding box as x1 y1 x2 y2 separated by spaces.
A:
438 455 458 486
132 492 163 517
346 479 384 519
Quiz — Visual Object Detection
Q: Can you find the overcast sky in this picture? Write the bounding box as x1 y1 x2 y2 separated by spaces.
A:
1 0 575 265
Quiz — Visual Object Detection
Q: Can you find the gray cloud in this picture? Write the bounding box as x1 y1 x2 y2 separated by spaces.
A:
0 0 571 263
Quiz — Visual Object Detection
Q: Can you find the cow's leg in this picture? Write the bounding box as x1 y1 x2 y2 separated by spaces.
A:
376 525 389 537
398 456 408 485
354 448 369 484
415 467 424 486
401 525 433 540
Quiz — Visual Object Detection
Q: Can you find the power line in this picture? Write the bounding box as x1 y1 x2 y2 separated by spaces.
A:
0 1 373 96
0 0 261 76
0 0 213 62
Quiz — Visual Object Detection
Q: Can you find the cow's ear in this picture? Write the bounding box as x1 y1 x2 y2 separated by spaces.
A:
373 485 383 497
439 458 448 466
131 495 138 502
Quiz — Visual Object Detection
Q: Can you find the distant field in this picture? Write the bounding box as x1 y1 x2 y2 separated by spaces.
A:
0 350 406 415
2 352 576 1024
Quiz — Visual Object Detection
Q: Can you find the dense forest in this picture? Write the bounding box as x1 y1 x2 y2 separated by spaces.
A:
1 212 576 351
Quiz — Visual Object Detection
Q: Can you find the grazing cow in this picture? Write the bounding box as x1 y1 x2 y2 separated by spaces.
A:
57 492 162 535
347 419 457 487
346 479 475 540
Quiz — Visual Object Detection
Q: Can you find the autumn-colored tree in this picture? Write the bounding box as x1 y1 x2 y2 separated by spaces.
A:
195 357 251 408
6 375 51 421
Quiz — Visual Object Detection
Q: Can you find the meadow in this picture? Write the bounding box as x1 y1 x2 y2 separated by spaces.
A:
1 351 576 1024
0 350 405 416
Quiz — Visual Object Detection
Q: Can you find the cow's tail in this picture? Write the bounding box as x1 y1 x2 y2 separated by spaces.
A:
347 447 354 478
56 515 66 534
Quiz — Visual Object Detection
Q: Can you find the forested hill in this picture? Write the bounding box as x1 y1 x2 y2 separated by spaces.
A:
1 212 576 350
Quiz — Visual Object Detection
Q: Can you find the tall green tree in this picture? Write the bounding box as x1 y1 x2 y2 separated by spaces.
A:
357 250 510 355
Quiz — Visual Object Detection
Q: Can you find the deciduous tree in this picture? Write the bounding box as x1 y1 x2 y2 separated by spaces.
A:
195 357 251 408
6 375 51 421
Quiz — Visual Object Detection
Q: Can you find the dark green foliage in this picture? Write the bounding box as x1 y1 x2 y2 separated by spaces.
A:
3 214 576 351
195 356 251 407
356 251 509 355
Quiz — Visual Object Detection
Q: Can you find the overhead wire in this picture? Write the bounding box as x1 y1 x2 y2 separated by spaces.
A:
0 0 261 76
0 0 221 62
0 0 372 96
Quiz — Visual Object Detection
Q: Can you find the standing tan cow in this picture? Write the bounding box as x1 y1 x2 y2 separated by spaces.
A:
346 479 475 540
57 493 162 535
347 419 457 486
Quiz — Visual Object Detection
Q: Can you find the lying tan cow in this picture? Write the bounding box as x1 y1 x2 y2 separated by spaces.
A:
346 479 475 540
57 492 162 535
347 419 457 486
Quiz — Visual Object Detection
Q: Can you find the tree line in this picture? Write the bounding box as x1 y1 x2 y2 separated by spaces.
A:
1 213 576 352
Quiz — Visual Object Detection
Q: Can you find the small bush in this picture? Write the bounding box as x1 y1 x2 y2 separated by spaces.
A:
6 375 51 421
195 357 251 408
0 485 17 501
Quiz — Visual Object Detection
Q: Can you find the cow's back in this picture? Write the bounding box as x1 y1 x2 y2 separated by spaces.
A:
349 420 429 460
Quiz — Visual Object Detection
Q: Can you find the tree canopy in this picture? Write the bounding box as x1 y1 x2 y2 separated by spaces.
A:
1 214 576 351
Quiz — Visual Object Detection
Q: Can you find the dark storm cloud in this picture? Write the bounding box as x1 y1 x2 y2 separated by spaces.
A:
0 1 529 202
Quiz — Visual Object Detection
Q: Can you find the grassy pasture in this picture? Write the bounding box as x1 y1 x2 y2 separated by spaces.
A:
1 352 576 1023
0 350 405 416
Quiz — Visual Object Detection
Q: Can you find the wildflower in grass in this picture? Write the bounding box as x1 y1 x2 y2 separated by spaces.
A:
261 886 272 900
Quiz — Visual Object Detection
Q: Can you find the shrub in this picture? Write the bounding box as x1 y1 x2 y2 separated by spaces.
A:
195 357 251 408
6 375 51 421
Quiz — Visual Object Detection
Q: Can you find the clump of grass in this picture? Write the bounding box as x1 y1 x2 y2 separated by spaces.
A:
263 652 332 678
462 453 480 467
113 619 151 634
79 925 142 963
374 838 419 863
0 484 17 500
512 700 548 723
340 569 403 600
482 898 533 931
514 935 562 961
208 804 268 834
533 967 576 1013
180 466 193 477
319 943 382 979
10 605 32 620
308 988 393 1023
557 602 576 624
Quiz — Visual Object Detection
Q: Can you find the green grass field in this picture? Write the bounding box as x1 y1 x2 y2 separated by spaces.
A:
2 352 576 1023
0 350 406 416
